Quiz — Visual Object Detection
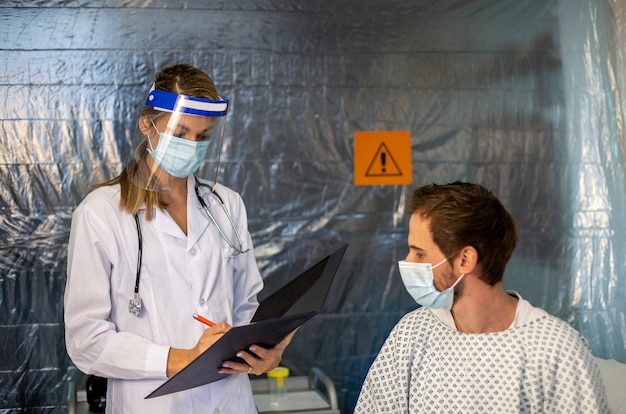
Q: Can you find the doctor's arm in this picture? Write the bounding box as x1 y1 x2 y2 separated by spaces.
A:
64 204 170 380
166 322 231 377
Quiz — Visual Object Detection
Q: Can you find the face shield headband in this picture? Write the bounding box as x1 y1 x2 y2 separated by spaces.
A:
145 89 228 117
130 89 229 192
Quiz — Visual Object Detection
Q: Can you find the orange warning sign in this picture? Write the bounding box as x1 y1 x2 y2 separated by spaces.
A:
354 131 412 186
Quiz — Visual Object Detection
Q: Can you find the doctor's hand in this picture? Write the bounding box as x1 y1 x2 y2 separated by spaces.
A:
220 328 299 376
166 322 232 377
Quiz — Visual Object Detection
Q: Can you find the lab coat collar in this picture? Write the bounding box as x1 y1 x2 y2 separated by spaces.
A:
149 176 210 246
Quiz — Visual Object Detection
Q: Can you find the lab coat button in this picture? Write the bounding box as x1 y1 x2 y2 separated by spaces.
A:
189 248 197 256
199 298 205 306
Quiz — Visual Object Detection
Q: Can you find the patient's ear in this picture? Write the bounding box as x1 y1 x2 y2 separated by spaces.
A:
458 246 478 274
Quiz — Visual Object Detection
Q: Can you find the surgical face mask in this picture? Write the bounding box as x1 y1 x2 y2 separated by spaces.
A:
398 259 465 310
147 131 211 178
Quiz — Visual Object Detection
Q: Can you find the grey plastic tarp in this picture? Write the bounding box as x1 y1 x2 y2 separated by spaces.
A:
1 0 625 412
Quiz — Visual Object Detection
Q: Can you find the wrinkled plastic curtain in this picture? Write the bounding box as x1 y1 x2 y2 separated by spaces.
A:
0 0 625 412
546 0 626 360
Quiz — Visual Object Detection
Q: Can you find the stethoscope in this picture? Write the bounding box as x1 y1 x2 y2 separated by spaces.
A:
128 176 250 317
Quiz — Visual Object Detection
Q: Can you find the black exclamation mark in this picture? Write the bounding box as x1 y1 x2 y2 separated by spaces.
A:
381 152 386 173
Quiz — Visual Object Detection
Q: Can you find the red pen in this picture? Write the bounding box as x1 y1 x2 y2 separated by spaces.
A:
193 313 216 327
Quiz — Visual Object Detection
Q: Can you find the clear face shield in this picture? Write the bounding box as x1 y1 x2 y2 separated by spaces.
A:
128 89 228 192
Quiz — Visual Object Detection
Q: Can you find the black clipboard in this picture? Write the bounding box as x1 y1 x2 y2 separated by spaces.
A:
252 243 348 322
146 311 317 399
145 244 348 399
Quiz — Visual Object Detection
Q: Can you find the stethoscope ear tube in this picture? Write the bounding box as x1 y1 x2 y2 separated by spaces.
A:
129 214 143 317
193 176 250 256
128 177 250 317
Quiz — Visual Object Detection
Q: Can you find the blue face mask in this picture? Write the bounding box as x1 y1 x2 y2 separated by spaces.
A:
398 259 465 310
147 132 211 178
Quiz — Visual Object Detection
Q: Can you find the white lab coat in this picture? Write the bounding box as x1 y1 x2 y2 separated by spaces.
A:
64 176 264 413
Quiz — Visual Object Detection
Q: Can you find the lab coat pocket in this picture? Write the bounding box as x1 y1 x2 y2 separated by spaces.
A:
118 378 178 412
219 246 236 312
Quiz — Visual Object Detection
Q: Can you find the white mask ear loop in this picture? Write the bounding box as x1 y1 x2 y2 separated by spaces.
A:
146 119 160 152
149 118 159 133
433 254 465 289
432 257 448 269
432 257 465 292
450 273 466 289
435 256 465 290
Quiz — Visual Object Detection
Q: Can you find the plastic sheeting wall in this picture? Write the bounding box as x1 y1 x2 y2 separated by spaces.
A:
1 0 625 412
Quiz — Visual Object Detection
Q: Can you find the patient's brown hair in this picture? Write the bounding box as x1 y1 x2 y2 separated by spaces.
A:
410 182 518 285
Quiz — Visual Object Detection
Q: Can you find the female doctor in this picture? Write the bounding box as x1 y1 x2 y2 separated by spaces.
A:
64 64 295 413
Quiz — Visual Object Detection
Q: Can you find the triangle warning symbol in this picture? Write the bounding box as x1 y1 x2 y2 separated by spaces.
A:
365 142 402 177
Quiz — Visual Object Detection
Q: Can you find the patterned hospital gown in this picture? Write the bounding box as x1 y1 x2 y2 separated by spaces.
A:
355 308 609 413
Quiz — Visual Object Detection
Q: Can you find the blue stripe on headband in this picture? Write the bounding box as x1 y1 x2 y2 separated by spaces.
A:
145 89 228 117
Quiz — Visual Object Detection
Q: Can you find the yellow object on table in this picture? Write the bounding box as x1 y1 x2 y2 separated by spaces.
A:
267 366 290 396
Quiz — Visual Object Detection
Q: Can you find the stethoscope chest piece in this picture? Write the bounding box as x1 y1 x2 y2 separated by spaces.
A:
127 178 250 318
129 292 142 317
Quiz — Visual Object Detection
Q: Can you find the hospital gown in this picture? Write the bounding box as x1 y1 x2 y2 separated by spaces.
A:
355 302 609 413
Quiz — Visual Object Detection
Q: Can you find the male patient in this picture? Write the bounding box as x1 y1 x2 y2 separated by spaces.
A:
355 182 608 413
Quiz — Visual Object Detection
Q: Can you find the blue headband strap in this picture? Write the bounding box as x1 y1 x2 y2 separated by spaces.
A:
145 89 228 117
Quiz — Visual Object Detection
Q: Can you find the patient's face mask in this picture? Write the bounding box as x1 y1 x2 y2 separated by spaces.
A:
147 125 211 178
398 259 465 310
